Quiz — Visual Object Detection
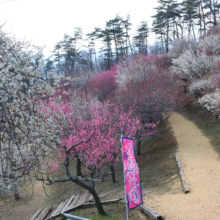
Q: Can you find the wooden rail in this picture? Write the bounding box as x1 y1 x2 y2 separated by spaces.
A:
175 153 189 193
140 205 163 220
45 198 122 220
30 188 124 220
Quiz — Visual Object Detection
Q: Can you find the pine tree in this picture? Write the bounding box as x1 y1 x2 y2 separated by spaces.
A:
61 27 83 77
133 21 149 54
52 42 62 75
152 0 181 53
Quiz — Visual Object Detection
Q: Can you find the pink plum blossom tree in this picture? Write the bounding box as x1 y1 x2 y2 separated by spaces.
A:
35 91 157 214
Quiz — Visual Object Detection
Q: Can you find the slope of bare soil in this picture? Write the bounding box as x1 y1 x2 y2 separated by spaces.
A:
145 112 220 220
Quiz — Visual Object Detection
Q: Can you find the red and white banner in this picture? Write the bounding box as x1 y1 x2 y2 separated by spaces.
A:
122 136 143 209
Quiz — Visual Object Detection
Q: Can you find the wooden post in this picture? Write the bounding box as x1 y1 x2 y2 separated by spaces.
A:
140 205 163 220
175 153 189 193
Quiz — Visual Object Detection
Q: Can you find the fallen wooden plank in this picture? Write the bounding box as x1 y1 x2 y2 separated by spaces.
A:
77 191 90 205
88 187 123 202
35 206 52 220
61 195 75 213
175 153 189 193
79 198 122 209
47 204 84 220
140 205 163 220
50 202 63 216
57 199 69 214
29 208 43 220
46 198 122 220
50 202 64 217
83 191 91 203
142 187 159 195
68 193 81 209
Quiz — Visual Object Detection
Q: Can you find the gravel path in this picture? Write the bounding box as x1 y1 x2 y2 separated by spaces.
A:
144 112 220 220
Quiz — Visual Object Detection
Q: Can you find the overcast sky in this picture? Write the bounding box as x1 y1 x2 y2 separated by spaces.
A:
0 0 159 56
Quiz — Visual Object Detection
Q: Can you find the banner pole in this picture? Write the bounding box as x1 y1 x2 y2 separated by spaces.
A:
121 134 129 220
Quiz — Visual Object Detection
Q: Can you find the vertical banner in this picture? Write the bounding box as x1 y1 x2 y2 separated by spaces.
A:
122 136 143 209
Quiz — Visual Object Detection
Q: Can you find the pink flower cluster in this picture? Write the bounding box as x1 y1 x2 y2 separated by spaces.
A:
87 66 118 100
40 93 157 172
22 162 31 174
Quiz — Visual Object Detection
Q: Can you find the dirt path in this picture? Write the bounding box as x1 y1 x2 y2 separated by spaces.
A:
144 112 220 220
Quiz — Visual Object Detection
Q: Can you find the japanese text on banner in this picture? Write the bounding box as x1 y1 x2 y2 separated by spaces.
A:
122 137 143 209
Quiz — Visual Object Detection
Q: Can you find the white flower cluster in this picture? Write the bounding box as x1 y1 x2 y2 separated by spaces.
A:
171 32 220 116
198 91 220 115
116 55 160 88
0 28 64 198
199 34 220 55
169 38 197 58
172 48 218 81
189 77 215 97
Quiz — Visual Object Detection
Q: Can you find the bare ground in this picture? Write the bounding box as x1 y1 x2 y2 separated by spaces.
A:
145 112 220 220
0 122 178 220
2 100 220 220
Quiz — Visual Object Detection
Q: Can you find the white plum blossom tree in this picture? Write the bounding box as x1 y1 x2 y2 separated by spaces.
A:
189 77 215 98
199 33 220 56
198 90 220 116
172 48 218 82
169 38 197 58
0 29 63 199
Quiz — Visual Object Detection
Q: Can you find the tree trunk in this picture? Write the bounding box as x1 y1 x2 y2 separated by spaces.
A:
90 179 95 189
14 192 20 200
94 51 100 73
90 172 95 189
110 165 116 183
65 158 105 215
192 23 196 41
137 140 141 155
13 184 20 200
200 0 206 34
199 6 202 38
77 157 82 176
175 22 179 39
126 27 133 55
112 24 119 62
74 178 105 215
166 16 169 53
